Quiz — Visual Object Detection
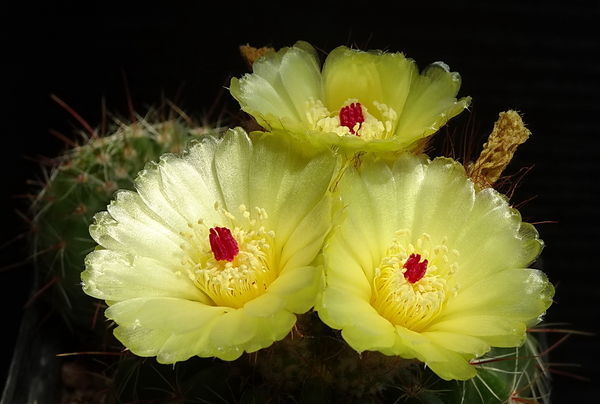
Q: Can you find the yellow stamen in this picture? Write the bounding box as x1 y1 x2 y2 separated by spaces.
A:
305 98 397 140
371 231 459 332
178 204 276 308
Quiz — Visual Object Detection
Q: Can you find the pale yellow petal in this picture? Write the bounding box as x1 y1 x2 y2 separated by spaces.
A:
320 152 552 381
83 250 208 303
387 326 478 381
439 268 552 322
324 235 373 302
113 326 171 357
90 192 186 264
83 128 338 363
319 287 396 351
242 292 286 318
395 62 471 144
230 41 322 130
428 315 527 347
106 297 226 334
266 265 322 313
423 332 489 357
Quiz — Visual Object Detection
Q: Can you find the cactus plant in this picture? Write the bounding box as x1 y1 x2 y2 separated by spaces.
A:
24 114 553 404
25 109 552 403
19 40 556 404
29 107 225 335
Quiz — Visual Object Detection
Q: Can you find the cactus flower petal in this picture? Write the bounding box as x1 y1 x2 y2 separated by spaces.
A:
82 128 338 363
317 153 553 380
230 41 471 153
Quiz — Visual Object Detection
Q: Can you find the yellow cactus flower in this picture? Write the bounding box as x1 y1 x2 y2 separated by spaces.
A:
81 128 338 363
317 153 553 380
230 41 471 153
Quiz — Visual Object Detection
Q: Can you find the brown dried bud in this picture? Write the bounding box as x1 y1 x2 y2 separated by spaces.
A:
240 44 275 68
467 110 531 189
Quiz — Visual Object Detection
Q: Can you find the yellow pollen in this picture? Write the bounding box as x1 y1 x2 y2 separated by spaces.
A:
371 230 460 332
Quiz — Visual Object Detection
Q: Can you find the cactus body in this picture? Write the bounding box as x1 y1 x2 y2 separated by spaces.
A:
426 335 550 404
31 113 221 333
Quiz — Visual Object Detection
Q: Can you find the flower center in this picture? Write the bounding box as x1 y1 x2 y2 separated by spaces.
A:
339 102 365 135
179 204 277 309
209 226 239 261
305 98 398 140
371 230 460 332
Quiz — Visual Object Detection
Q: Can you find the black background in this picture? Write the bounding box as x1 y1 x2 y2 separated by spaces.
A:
2 1 599 402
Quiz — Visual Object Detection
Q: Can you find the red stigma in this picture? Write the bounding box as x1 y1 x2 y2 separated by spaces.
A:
403 253 428 283
209 227 239 262
339 103 365 135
